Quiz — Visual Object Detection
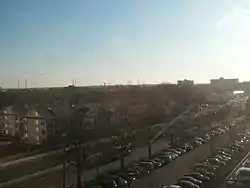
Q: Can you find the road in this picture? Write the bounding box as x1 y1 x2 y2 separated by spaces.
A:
0 139 169 188
3 124 237 188
0 108 192 185
130 131 232 188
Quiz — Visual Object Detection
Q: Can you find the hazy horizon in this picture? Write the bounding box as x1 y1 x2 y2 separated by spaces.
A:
1 0 250 88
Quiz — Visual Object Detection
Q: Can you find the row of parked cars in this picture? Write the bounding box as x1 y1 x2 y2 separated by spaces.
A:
163 131 250 188
85 119 238 188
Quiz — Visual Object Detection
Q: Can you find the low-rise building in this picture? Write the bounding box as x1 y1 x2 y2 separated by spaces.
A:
21 105 56 145
0 105 25 137
210 77 239 89
177 79 194 86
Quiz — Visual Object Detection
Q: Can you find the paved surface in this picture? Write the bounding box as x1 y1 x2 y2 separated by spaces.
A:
131 132 231 188
0 139 169 188
1 130 233 188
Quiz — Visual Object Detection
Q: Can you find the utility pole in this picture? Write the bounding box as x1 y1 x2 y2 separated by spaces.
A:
62 150 67 188
147 127 152 159
95 153 100 178
76 142 82 188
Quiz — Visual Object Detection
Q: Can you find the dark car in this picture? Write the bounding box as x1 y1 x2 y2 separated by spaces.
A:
175 148 187 155
191 141 202 147
186 172 210 181
180 176 202 185
194 162 218 172
155 153 175 162
99 179 118 188
176 180 200 188
116 172 137 184
101 176 128 188
139 161 154 172
183 144 194 151
153 157 168 165
129 163 150 176
127 167 140 178
165 149 182 156
206 157 226 166
194 168 215 178
149 159 163 168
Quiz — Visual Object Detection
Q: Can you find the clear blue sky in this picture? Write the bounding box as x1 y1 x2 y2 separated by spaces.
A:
1 0 250 88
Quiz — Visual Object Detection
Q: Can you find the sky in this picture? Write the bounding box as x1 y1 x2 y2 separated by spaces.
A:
1 0 250 88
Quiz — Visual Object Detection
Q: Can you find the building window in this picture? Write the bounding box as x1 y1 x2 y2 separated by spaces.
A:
36 127 39 132
4 124 7 128
41 129 46 135
36 136 40 141
24 133 28 138
84 122 94 130
41 120 46 126
36 120 39 125
4 116 7 120
3 110 6 114
35 112 38 116
15 124 19 128
24 118 27 123
24 127 28 132
5 130 8 135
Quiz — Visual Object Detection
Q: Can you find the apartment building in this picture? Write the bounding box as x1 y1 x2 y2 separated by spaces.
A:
21 105 56 145
0 105 25 137
0 99 115 146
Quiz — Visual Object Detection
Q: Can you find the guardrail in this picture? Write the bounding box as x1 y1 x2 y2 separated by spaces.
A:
226 152 250 181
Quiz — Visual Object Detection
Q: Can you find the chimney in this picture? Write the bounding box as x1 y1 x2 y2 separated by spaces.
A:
25 78 28 89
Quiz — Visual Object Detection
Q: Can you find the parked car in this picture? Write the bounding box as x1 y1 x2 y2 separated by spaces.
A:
179 176 202 185
165 149 182 156
215 154 231 162
176 180 200 188
129 163 150 176
194 162 218 172
149 159 163 168
194 168 215 178
186 172 210 181
153 157 168 165
175 148 187 155
98 178 118 188
127 167 140 178
100 175 129 188
115 172 137 184
183 143 194 151
205 157 226 166
191 140 202 147
195 137 204 143
138 161 155 172
155 152 179 162
162 185 183 188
